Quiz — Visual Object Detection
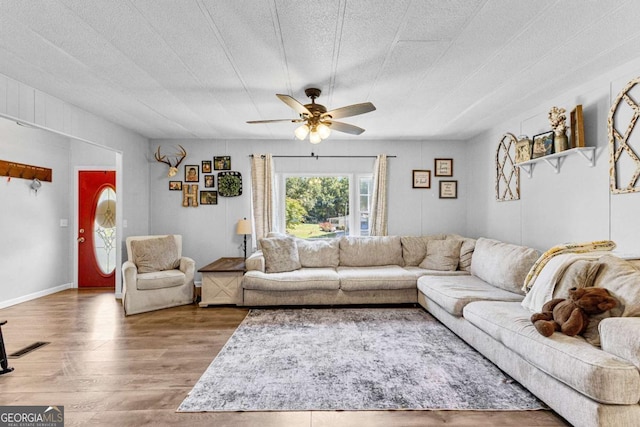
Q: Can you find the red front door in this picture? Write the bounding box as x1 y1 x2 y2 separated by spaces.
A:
78 170 116 288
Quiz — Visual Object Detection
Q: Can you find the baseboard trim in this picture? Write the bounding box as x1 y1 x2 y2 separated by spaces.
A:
0 283 74 309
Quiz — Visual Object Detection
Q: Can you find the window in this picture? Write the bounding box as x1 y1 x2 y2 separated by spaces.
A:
358 176 372 236
279 174 372 238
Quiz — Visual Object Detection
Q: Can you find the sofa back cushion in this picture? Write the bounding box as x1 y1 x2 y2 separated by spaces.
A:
130 235 181 274
260 236 302 273
339 236 403 267
400 234 446 266
470 238 539 295
296 238 340 268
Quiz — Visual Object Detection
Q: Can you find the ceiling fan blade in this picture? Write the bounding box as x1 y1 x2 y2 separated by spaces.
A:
276 94 312 116
322 102 376 120
246 119 303 124
326 120 365 135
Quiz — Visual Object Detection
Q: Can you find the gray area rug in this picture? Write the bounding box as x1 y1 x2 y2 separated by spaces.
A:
178 308 546 412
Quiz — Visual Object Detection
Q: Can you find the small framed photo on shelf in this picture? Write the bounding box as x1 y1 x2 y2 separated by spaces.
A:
200 190 218 205
434 158 453 177
439 180 458 199
570 105 585 148
202 160 212 173
169 181 182 191
515 136 532 163
412 170 431 188
204 175 215 188
531 131 554 159
214 156 231 170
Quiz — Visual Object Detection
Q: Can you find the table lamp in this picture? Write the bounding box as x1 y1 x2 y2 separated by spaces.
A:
236 218 252 259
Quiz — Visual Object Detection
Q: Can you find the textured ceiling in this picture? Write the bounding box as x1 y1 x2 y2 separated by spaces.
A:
1 0 639 141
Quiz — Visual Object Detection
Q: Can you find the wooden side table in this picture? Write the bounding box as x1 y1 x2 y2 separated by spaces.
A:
198 257 245 307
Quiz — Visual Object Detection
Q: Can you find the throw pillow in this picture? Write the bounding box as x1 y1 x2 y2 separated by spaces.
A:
419 239 462 271
296 238 340 268
400 235 446 266
260 236 302 273
131 235 180 274
552 259 601 299
446 234 476 272
593 255 640 317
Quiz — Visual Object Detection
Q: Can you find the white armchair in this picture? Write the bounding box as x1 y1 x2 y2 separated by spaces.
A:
122 235 195 315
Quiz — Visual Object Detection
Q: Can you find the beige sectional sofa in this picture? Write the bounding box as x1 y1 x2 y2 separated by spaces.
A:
242 234 640 427
242 234 469 306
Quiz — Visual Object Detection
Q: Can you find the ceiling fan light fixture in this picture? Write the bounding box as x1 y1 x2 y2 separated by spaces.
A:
317 122 331 139
309 130 322 144
294 124 310 140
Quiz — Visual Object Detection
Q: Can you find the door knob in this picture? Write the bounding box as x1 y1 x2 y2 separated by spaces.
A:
77 237 85 243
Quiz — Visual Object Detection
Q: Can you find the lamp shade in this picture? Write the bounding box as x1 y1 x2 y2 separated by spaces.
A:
236 218 252 235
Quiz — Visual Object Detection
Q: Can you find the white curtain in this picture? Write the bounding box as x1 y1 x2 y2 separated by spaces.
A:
369 154 388 236
250 153 275 243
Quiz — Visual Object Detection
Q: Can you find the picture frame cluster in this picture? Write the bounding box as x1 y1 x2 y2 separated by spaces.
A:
167 155 241 207
412 158 457 199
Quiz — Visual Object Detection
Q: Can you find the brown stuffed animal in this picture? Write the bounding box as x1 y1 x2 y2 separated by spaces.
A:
531 287 618 337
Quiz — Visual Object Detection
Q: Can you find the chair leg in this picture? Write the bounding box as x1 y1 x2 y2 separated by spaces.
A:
0 320 15 375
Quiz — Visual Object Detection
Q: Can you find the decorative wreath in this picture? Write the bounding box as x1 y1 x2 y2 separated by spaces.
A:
217 171 242 197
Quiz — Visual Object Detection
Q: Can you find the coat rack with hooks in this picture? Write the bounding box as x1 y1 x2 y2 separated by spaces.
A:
0 159 52 182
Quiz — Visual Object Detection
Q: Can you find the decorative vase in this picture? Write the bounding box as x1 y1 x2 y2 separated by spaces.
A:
554 130 568 153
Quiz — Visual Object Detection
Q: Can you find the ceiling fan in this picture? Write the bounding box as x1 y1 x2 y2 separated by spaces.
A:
247 88 376 143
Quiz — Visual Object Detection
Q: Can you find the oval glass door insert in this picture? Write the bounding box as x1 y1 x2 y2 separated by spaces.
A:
94 187 116 275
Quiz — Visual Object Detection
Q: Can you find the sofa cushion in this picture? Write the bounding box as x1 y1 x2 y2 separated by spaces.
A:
470 238 539 295
242 268 339 291
136 270 185 290
296 238 340 268
339 236 403 267
463 301 640 405
260 236 301 273
404 266 470 278
593 255 640 317
419 239 462 271
130 235 180 273
337 266 416 290
418 275 523 317
400 234 446 266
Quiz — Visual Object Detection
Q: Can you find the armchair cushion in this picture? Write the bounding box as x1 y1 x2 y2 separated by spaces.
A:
130 235 180 273
137 270 185 290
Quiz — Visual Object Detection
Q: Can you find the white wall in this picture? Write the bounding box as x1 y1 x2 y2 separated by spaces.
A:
467 57 640 253
149 138 469 276
0 72 149 307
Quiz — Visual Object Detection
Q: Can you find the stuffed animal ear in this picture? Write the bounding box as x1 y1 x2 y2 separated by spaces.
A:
597 297 618 312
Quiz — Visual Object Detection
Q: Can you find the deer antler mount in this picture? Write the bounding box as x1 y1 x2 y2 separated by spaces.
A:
155 145 187 177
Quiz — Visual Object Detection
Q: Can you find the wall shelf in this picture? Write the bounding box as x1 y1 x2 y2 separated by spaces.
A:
516 147 596 178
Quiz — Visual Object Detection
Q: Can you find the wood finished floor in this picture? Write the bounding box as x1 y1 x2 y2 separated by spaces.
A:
0 289 570 427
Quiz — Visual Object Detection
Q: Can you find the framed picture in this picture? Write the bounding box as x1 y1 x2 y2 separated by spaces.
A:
570 105 585 148
412 170 431 188
515 136 532 163
531 131 554 159
184 165 199 182
214 156 231 170
434 158 453 177
439 180 458 199
200 190 218 205
169 181 182 191
202 160 212 173
204 175 215 188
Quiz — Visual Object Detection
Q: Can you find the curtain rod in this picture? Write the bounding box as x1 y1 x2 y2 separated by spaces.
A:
250 153 396 159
